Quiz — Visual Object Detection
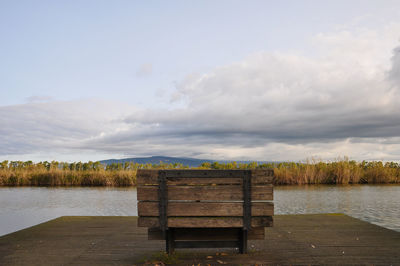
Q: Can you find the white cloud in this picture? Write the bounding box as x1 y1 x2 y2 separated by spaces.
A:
2 23 400 161
0 99 136 160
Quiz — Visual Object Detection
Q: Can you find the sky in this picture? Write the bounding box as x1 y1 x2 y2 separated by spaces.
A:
1 0 400 162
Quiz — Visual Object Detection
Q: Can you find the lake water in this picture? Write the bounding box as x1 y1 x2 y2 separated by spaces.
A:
0 185 399 236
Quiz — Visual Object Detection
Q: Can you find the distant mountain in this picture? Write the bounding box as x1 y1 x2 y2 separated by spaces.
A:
99 155 276 168
99 156 214 167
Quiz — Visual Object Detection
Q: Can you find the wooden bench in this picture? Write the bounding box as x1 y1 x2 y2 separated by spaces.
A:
136 169 274 254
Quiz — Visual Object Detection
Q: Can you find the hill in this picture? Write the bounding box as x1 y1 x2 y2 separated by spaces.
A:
99 156 214 168
99 156 276 168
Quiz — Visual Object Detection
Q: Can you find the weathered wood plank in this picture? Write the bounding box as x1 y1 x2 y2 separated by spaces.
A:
136 169 274 185
163 170 250 178
137 185 273 201
136 169 274 177
136 169 159 185
3 215 400 265
136 176 274 185
148 227 265 240
251 169 274 176
138 202 274 217
138 216 273 228
137 177 275 185
166 177 273 185
136 169 159 177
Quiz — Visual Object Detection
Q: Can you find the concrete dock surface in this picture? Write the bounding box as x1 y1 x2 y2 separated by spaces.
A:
0 214 399 265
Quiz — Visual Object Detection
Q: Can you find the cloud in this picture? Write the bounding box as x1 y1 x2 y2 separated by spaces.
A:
126 27 399 132
118 24 400 160
389 45 400 86
2 24 400 161
136 63 153 77
0 99 136 159
25 95 54 103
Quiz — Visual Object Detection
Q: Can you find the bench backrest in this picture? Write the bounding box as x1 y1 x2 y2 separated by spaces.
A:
137 169 274 229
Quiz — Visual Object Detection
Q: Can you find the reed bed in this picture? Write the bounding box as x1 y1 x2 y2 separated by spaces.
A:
0 159 399 186
0 161 138 186
0 168 137 186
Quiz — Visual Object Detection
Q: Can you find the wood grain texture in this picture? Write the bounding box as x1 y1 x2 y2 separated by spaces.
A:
136 169 274 229
136 169 274 185
136 169 274 177
138 216 273 228
138 202 274 217
137 176 273 185
162 170 252 178
137 185 273 201
2 215 399 265
147 227 265 240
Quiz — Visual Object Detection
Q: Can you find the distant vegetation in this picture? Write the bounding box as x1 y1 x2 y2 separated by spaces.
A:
0 158 399 186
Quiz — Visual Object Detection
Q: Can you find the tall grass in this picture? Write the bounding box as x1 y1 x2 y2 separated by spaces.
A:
201 158 400 185
0 158 399 186
0 161 138 186
0 168 137 186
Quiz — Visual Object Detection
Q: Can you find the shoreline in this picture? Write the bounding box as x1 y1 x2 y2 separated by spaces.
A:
2 159 400 186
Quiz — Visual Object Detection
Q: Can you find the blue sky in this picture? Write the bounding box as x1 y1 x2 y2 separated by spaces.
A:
1 1 400 162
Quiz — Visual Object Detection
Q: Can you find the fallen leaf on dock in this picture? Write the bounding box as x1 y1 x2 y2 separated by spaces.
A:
217 260 227 264
206 256 213 259
311 244 316 248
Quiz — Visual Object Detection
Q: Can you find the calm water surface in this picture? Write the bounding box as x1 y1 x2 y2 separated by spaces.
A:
0 185 399 236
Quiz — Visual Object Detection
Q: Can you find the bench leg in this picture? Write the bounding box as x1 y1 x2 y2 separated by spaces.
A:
166 229 175 254
239 229 248 254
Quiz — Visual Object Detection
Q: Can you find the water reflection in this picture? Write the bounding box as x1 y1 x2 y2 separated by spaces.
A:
0 185 399 236
275 185 400 231
0 187 137 236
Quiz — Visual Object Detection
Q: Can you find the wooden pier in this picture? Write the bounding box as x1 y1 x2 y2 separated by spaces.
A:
0 214 399 265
